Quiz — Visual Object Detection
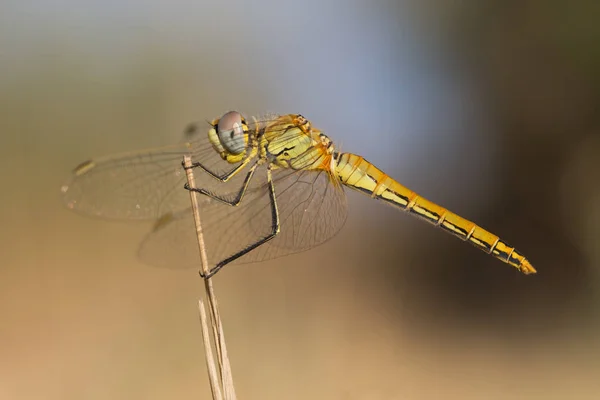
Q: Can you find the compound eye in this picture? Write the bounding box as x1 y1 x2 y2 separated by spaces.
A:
217 111 246 154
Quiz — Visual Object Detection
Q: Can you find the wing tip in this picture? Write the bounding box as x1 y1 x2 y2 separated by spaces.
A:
73 159 96 176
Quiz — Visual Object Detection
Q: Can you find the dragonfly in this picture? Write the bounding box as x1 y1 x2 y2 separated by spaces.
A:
61 111 536 278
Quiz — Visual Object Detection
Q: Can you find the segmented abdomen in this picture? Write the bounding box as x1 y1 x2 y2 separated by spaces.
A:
335 152 535 274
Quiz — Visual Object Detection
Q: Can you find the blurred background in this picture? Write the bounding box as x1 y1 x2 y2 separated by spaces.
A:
1 1 599 399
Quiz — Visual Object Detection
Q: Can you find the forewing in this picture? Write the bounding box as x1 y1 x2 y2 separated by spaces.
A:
61 130 249 220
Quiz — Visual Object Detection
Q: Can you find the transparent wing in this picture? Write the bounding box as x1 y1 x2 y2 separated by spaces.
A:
138 165 348 269
60 121 262 220
62 113 349 271
61 143 192 219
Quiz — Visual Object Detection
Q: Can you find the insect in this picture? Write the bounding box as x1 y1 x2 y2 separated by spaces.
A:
62 111 536 278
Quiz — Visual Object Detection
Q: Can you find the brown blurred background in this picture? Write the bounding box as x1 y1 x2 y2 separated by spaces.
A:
1 1 599 399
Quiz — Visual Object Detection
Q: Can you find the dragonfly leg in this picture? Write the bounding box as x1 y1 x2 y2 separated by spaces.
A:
200 166 281 279
185 163 258 206
182 156 252 182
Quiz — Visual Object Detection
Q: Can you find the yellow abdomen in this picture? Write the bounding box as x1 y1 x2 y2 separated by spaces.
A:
335 152 536 275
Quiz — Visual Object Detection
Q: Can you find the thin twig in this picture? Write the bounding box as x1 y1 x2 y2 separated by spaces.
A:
183 155 237 400
197 298 223 400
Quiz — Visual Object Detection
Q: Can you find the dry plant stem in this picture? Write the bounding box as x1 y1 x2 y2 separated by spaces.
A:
183 155 237 400
183 159 223 359
198 299 223 400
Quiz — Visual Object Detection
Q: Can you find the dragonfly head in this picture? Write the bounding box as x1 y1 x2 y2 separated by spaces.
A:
208 111 249 163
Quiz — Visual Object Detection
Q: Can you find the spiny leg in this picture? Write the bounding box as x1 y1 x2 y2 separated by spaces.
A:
182 156 252 182
200 166 281 279
185 162 258 206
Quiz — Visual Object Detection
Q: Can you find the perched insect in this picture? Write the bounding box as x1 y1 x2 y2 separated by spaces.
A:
62 111 536 278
